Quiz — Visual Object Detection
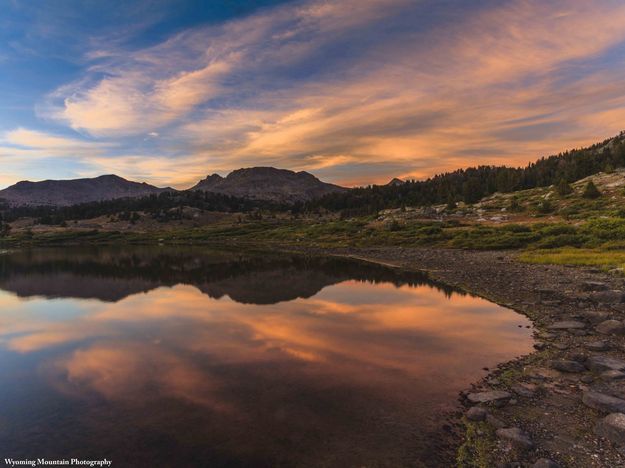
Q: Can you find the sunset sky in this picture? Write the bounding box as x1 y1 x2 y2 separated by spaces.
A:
1 0 625 189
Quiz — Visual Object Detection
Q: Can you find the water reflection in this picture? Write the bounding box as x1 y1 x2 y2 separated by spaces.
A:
0 247 532 467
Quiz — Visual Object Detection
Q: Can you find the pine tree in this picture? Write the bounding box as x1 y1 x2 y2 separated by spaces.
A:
582 181 601 199
556 179 573 196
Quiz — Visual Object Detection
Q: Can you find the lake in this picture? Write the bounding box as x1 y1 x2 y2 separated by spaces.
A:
0 247 533 467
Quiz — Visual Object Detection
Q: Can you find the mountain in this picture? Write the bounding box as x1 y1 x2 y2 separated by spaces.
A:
190 167 347 203
0 174 169 207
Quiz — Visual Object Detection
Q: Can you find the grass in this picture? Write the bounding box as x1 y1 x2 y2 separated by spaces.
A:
519 248 625 271
5 217 625 252
456 420 497 468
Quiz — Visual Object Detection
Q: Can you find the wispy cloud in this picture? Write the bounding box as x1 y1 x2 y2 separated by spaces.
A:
2 0 625 187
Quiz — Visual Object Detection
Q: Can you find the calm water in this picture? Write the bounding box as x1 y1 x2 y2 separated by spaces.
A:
0 247 533 467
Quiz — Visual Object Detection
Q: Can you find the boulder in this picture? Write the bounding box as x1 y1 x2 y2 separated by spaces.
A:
595 413 625 446
586 355 625 372
496 427 534 450
467 391 512 404
550 360 586 373
582 391 625 413
547 321 586 330
595 320 625 335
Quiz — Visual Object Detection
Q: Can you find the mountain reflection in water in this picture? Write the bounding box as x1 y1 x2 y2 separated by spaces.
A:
0 247 532 467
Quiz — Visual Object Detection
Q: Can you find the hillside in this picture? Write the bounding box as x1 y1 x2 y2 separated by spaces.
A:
308 132 625 214
191 167 347 203
0 175 169 207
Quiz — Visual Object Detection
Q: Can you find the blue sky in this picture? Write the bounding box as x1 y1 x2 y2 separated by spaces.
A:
1 0 625 189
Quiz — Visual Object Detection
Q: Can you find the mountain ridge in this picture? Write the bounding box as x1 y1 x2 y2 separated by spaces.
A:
0 167 347 207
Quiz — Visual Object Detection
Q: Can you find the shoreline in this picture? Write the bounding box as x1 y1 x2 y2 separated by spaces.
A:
294 247 625 467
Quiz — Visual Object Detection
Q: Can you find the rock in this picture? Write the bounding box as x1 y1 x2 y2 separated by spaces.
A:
532 459 561 468
581 375 594 383
581 311 611 324
466 407 487 421
601 370 625 381
538 332 556 340
596 319 625 335
581 281 609 291
541 300 561 306
550 360 586 373
591 290 625 304
534 342 547 350
547 321 586 330
553 343 569 350
487 414 506 429
586 340 610 351
467 391 512 404
595 413 625 445
512 383 537 398
496 427 534 450
586 355 625 372
582 391 625 413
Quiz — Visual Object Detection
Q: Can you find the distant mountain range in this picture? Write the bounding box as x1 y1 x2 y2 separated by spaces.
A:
0 167 347 207
0 174 169 207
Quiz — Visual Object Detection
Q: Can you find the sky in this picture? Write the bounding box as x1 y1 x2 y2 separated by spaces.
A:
1 0 625 189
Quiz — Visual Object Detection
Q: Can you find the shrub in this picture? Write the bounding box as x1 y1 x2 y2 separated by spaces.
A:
535 234 586 248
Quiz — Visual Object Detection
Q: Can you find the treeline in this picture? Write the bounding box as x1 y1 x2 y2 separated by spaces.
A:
300 132 625 215
1 190 288 225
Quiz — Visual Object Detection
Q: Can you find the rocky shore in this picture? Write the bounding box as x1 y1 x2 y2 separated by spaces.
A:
308 247 625 467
